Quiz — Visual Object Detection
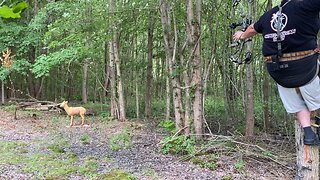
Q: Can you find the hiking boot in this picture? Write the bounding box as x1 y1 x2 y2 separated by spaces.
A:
304 134 320 146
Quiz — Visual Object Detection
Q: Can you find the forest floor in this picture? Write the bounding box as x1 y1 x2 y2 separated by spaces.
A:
0 108 296 180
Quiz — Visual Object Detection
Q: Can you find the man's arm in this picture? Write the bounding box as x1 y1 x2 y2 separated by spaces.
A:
233 24 258 41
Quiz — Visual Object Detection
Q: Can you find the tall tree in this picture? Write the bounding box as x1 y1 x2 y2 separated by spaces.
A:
160 0 185 132
109 0 126 121
187 0 203 139
262 0 273 132
145 11 155 119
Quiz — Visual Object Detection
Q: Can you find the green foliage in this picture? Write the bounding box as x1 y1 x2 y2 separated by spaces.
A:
204 96 228 119
81 133 91 145
234 122 246 135
0 1 28 18
1 104 16 112
191 154 219 170
160 135 195 155
99 169 136 180
235 159 245 172
100 112 112 121
143 168 159 179
262 150 274 157
32 48 78 78
78 156 99 177
47 144 65 153
109 129 132 151
23 153 78 178
222 175 234 180
158 119 175 133
0 141 28 163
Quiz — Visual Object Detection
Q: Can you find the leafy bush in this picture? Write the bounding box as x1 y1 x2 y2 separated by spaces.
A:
160 135 195 155
158 120 175 133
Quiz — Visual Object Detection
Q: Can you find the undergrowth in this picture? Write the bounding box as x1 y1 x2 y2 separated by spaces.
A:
109 128 132 151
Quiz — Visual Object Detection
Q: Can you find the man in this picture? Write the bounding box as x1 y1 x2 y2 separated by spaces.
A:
233 0 320 145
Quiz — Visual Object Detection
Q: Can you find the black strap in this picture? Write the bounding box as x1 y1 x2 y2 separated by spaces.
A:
270 0 292 71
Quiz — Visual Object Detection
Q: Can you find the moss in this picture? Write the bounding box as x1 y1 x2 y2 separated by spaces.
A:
81 133 90 145
48 144 65 153
99 169 136 180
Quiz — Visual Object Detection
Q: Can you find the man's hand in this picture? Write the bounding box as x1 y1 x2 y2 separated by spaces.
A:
233 31 245 41
233 24 258 41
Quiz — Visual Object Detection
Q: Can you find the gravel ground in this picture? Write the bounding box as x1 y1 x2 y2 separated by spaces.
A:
0 110 295 180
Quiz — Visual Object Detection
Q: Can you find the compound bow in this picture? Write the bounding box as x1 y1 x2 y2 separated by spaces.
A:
229 0 253 65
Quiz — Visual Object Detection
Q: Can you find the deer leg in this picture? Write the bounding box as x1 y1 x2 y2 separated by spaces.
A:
80 114 85 126
70 116 74 127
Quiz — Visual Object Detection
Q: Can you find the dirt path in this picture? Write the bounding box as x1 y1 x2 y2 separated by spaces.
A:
0 110 295 179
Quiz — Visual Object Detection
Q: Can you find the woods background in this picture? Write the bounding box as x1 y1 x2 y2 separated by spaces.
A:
0 0 309 139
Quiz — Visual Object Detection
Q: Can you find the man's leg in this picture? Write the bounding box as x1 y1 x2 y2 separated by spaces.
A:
297 108 311 127
297 108 319 145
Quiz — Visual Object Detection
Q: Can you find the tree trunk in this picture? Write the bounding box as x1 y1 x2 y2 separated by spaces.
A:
1 81 4 104
180 41 191 135
82 59 88 103
104 41 110 98
263 72 270 132
165 58 171 120
187 0 203 139
145 11 155 119
109 0 125 120
262 0 273 134
36 77 45 99
160 0 185 132
113 34 126 121
243 0 255 137
135 73 140 119
245 64 254 137
295 121 319 179
109 41 118 119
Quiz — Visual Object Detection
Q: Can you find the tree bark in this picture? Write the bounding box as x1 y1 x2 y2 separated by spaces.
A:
109 41 118 119
104 41 110 98
109 0 126 120
113 34 126 121
295 121 319 179
262 0 273 134
135 73 140 119
243 0 255 137
187 0 203 139
145 11 155 119
245 64 254 137
165 57 171 120
1 80 4 104
263 73 270 132
180 41 191 135
160 0 185 132
82 59 88 103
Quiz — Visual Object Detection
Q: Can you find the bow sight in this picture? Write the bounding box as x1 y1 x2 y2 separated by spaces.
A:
229 18 252 31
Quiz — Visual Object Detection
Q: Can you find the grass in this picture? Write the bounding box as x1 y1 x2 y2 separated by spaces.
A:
0 141 28 164
23 153 79 178
81 133 91 145
190 154 219 170
109 128 132 151
99 169 136 180
47 144 66 153
78 156 99 178
143 168 159 179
